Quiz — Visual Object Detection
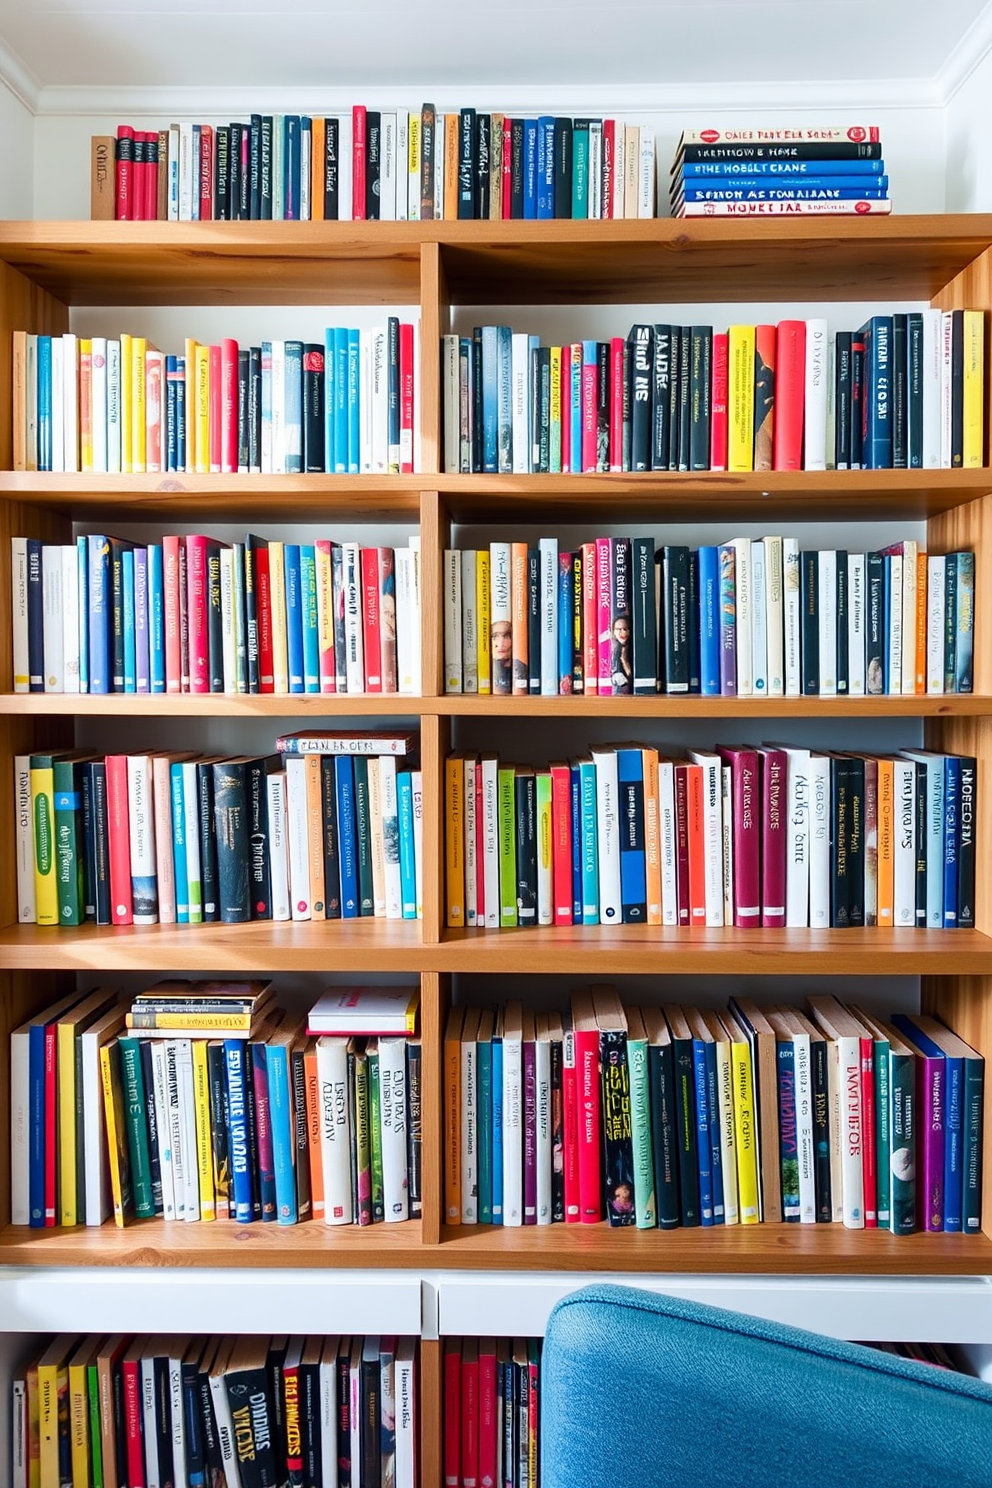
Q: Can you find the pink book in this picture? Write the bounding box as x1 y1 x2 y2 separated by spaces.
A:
502 117 512 219
145 349 163 473
710 331 729 471
152 755 177 924
773 320 807 470
571 992 603 1223
163 535 182 693
399 322 415 474
596 536 612 696
105 754 133 925
475 764 485 923
719 746 760 927
562 1030 580 1221
352 106 367 220
609 336 624 471
478 1340 498 1488
759 745 788 927
581 346 598 472
360 546 382 692
602 121 615 217
461 1339 479 1488
220 338 239 474
185 534 211 694
377 547 398 693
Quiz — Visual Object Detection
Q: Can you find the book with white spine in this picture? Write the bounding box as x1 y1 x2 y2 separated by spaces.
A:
803 317 828 469
638 129 656 217
394 544 420 695
721 763 734 928
60 545 80 694
127 754 159 925
729 537 752 695
892 757 917 926
750 537 767 695
900 540 918 696
378 1035 410 1221
658 758 678 925
395 1337 418 1488
807 997 866 1229
940 311 953 469
266 771 291 921
380 754 403 921
42 543 64 692
591 746 621 924
535 1017 553 1224
783 537 801 696
163 1039 187 1220
63 333 79 472
688 749 724 926
763 535 784 695
922 307 942 467
926 555 946 693
887 552 903 694
816 549 837 696
316 1035 353 1224
218 548 236 693
50 337 64 472
512 332 531 473
847 552 866 695
178 1037 199 1220
808 753 831 929
540 536 558 695
777 744 811 927
285 754 311 921
501 1003 524 1226
443 548 462 694
149 1038 176 1222
319 1338 341 1488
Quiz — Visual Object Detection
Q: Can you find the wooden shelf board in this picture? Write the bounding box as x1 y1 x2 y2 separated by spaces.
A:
0 1219 424 1268
0 692 426 717
436 1224 992 1276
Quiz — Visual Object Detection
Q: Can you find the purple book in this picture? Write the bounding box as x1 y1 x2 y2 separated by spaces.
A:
718 543 737 696
896 1024 944 1233
250 1042 277 1222
523 1039 537 1224
134 546 150 693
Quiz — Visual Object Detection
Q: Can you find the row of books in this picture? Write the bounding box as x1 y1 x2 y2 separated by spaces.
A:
96 109 658 222
11 535 421 697
441 311 985 474
10 981 422 1230
669 124 892 217
15 739 424 928
441 539 976 699
12 1331 417 1488
11 323 421 476
443 745 978 932
444 1337 542 1488
444 990 984 1234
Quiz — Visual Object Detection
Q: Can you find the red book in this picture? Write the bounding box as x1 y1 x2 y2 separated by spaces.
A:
528 1348 540 1470
283 1360 303 1480
759 746 787 927
478 1339 498 1488
360 547 382 691
595 536 612 697
686 762 706 926
773 320 806 470
719 746 760 927
220 338 239 475
122 1352 145 1488
674 763 691 926
581 348 598 472
602 121 615 217
860 1033 878 1227
131 131 146 221
399 321 415 473
256 546 275 693
106 754 134 925
551 762 572 922
378 547 398 693
461 1337 479 1488
115 124 134 220
754 323 777 473
710 331 729 471
562 1030 580 1221
443 1339 461 1488
144 131 158 221
608 336 624 471
352 106 367 220
581 541 597 694
208 343 222 473
177 539 190 691
185 535 211 694
502 117 513 219
43 1020 57 1225
571 992 602 1223
199 124 214 221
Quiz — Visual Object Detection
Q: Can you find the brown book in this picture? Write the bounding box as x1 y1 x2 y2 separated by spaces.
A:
91 135 116 220
727 997 783 1223
490 113 504 221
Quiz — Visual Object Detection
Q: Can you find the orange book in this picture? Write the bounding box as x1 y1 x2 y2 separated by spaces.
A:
915 551 928 694
305 753 326 920
686 762 707 925
511 541 529 696
445 753 465 927
311 117 326 220
444 113 459 221
444 1005 464 1225
641 746 662 924
303 1040 325 1220
753 324 776 472
876 758 895 926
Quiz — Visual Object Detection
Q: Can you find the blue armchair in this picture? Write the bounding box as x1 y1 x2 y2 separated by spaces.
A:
541 1283 992 1487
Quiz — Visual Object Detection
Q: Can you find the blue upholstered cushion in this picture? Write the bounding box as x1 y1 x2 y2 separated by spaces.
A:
541 1283 992 1488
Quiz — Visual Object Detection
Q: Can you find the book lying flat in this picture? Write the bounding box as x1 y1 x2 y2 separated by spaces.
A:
307 986 420 1035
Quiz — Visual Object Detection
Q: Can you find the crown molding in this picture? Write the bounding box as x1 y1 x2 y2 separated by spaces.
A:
937 0 992 100
0 36 41 113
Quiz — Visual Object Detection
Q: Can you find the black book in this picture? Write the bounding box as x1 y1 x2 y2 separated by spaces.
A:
109 537 132 691
514 768 538 926
197 1347 224 1487
610 537 632 696
138 1040 164 1215
406 1038 423 1218
835 552 849 695
677 325 692 471
679 140 883 163
550 1035 565 1222
458 108 476 218
907 311 924 468
846 754 865 926
237 348 250 472
627 325 652 470
476 112 491 219
337 1344 353 1488
600 1027 636 1225
225 1340 279 1488
266 1337 289 1484
25 538 42 692
537 347 551 474
865 551 885 695
850 331 865 468
645 1016 680 1228
631 536 657 695
805 1022 833 1222
324 117 340 219
81 760 111 924
303 343 325 472
320 755 342 919
651 324 671 469
244 533 265 695
471 325 484 474
249 345 262 473
249 114 262 219
387 316 401 468
689 325 712 471
228 122 243 220
800 549 819 695
595 341 610 472
153 1353 174 1485
913 757 928 928
259 116 273 219
951 307 965 466
662 546 690 693
510 119 525 217
958 755 977 929
238 124 251 219
247 754 275 920
214 126 231 220
834 330 852 468
687 549 701 693
290 1046 312 1221
299 1339 323 1485
666 325 682 471
353 757 374 916
197 760 220 922
207 542 224 691
360 1339 382 1488
212 759 250 923
664 1007 700 1226
206 1039 231 1218
830 755 853 928
182 1347 207 1488
365 111 381 220
891 313 908 468
554 118 573 218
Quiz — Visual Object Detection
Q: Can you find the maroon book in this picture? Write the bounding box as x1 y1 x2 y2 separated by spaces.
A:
674 764 691 927
760 746 788 928
719 746 761 928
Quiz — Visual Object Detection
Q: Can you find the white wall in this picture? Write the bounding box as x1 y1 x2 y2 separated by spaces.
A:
0 82 33 217
945 51 992 210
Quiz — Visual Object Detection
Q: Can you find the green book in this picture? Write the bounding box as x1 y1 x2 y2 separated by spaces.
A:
498 764 517 927
87 1362 103 1488
53 757 85 925
883 1020 917 1236
354 1045 372 1226
626 1008 656 1229
117 1035 156 1218
353 757 374 916
368 1040 385 1223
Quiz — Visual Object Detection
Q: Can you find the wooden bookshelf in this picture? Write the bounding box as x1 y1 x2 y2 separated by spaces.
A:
1 218 992 1485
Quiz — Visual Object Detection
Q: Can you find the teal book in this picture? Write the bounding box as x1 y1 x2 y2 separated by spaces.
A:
117 1035 155 1218
53 757 85 926
626 1009 656 1229
885 1020 918 1236
299 544 320 692
571 118 590 218
265 1037 298 1225
477 1014 494 1225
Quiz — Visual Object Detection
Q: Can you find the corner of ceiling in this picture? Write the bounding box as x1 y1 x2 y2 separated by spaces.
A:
0 35 41 114
935 0 992 101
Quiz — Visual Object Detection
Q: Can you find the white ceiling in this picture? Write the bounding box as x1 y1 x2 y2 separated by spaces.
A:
0 0 990 98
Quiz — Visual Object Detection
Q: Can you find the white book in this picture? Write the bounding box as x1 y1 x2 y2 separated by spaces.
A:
260 341 272 474
395 1337 418 1488
167 125 180 220
380 111 397 220
316 1036 353 1224
808 754 831 928
380 755 403 921
481 754 500 929
762 535 784 696
106 338 122 473
178 1038 199 1220
900 539 918 695
511 331 531 472
270 338 286 472
395 112 409 222
817 549 837 696
395 545 420 695
434 111 446 219
501 1017 523 1226
779 744 811 927
591 747 621 924
359 329 372 472
442 334 460 473
338 112 354 222
150 1039 176 1222
613 122 625 219
63 334 80 472
60 545 80 694
179 122 194 219
921 307 942 467
181 760 202 923
14 754 34 921
50 337 64 472
721 764 734 928
658 758 678 925
940 310 953 468
342 541 365 693
638 129 656 216
730 537 752 695
535 1029 552 1224
892 757 917 926
460 548 478 694
164 1039 187 1219
319 1339 341 1488
689 749 724 926
10 538 29 693
127 754 159 925
783 537 802 697
42 543 64 691
539 537 558 696
142 1354 160 1487
588 120 603 218
836 1032 865 1227
887 551 903 694
847 552 866 695
285 755 311 921
750 538 767 695
824 332 836 469
219 547 236 693
443 548 462 693
463 754 477 927
266 771 291 921
378 1036 410 1221
926 555 946 693
371 329 388 473
460 1015 478 1223
803 317 828 469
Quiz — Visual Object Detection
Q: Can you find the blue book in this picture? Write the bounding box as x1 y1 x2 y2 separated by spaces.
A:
536 116 555 218
491 1037 504 1224
692 1035 714 1226
224 1041 254 1223
481 325 499 473
265 1043 297 1224
335 756 359 918
87 535 111 694
523 120 539 219
165 354 178 470
323 328 336 469
396 771 418 919
284 340 304 474
698 545 721 694
334 327 349 474
943 754 961 928
703 1035 724 1224
860 314 893 469
299 544 320 692
347 328 361 474
477 1034 493 1224
36 335 52 471
133 547 149 693
174 356 187 472
121 548 136 692
76 537 89 694
897 1017 964 1233
284 115 301 219
283 543 305 692
579 758 599 924
617 747 646 923
28 1021 47 1226
570 764 583 923
557 554 572 690
147 542 166 693
169 764 189 922
680 158 888 177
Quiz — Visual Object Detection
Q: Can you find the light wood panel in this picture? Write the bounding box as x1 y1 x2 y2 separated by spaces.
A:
419 1341 442 1488
418 244 449 477
0 972 63 1227
420 972 445 1247
0 261 70 470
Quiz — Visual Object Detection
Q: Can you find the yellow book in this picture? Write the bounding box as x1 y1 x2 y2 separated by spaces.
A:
444 1005 464 1223
476 549 492 695
37 1338 70 1488
57 986 118 1225
549 345 562 471
444 113 459 221
194 341 211 475
119 331 133 473
79 338 93 473
445 753 465 927
184 336 198 469
728 324 756 472
641 746 662 924
305 752 326 920
407 112 421 219
726 1013 760 1223
963 308 985 468
192 1038 216 1221
130 334 147 473
268 539 289 692
67 1337 95 1488
99 1041 131 1228
26 1355 41 1488
29 754 59 927
877 758 895 926
311 116 326 221
126 1009 254 1032
315 540 334 684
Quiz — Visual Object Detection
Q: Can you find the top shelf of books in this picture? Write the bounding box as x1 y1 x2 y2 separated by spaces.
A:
2 217 992 308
